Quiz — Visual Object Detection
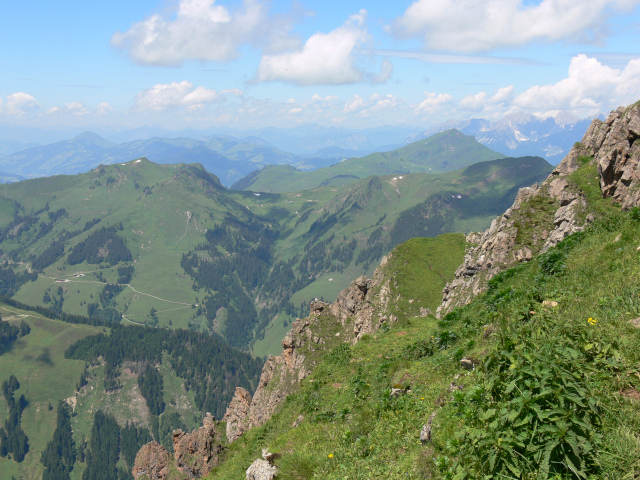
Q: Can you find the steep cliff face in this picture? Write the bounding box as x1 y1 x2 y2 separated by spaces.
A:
438 102 640 316
222 264 398 442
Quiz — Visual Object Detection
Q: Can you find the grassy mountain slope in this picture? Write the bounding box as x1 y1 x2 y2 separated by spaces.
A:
232 129 505 193
202 157 640 480
0 303 102 479
0 158 258 334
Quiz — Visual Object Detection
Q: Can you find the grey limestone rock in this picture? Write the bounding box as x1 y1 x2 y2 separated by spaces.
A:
246 458 277 480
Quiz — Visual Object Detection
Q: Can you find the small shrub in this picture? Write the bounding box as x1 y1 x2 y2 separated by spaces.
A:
324 343 352 366
402 339 435 360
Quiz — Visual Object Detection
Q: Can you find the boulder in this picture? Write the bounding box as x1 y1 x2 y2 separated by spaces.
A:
246 458 277 480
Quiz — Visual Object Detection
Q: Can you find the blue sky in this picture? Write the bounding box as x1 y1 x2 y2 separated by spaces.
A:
1 0 639 130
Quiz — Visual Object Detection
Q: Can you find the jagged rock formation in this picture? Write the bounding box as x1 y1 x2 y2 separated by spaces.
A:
593 103 640 208
438 102 640 316
132 442 170 480
222 265 396 440
134 414 224 479
222 387 252 442
172 413 224 478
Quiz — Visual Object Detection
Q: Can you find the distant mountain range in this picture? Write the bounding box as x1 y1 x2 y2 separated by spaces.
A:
232 129 507 193
410 112 595 164
0 132 338 186
0 113 593 183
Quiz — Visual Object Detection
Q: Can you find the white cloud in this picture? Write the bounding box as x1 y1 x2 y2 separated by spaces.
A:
394 0 640 52
2 92 39 116
97 102 114 115
414 92 454 114
258 10 388 85
111 0 298 66
132 81 241 112
65 102 90 116
344 95 366 114
514 55 640 114
459 86 515 112
343 93 401 117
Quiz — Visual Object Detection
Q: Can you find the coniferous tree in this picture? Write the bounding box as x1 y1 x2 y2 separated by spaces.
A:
82 410 120 480
0 375 29 462
41 402 76 480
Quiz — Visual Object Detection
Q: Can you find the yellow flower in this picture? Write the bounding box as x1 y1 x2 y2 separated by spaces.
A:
328 454 333 458
588 317 598 325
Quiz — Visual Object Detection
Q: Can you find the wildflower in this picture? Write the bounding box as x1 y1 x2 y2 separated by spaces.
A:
421 397 425 400
328 454 333 458
588 317 598 326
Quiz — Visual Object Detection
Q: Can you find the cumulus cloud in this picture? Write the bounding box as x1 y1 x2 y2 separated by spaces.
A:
111 0 299 66
97 102 114 115
343 93 401 117
1 92 39 116
459 86 515 112
45 102 94 117
258 10 389 85
394 0 640 52
514 55 640 113
414 91 454 114
132 81 242 112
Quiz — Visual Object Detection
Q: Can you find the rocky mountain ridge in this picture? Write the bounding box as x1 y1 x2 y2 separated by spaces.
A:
438 102 640 315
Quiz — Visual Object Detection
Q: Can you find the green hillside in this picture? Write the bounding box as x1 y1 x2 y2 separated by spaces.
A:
0 303 102 479
232 129 505 193
0 158 257 333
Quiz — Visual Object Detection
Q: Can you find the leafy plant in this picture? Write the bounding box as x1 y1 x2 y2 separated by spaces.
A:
450 314 620 479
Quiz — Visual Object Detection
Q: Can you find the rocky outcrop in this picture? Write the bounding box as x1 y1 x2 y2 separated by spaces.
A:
593 103 640 208
133 414 224 479
246 459 277 480
132 441 170 480
438 102 640 316
223 263 396 440
172 413 224 478
222 387 252 442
